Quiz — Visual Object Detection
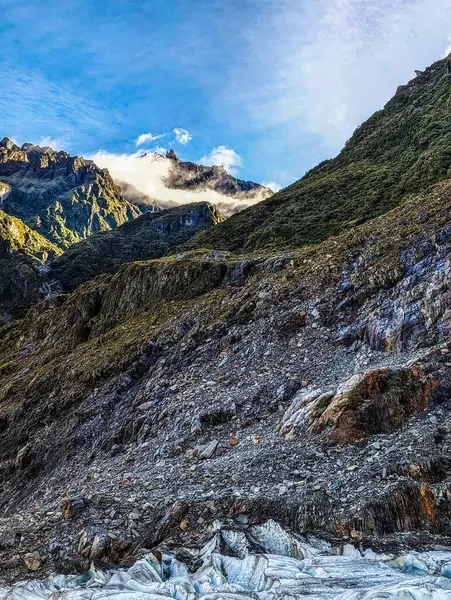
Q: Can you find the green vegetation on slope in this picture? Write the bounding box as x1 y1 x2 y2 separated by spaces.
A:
186 57 451 251
0 138 142 250
0 210 61 320
49 202 224 291
2 176 451 425
0 209 61 260
31 180 141 249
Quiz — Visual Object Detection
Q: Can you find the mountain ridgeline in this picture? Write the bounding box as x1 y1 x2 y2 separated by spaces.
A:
162 148 273 202
49 203 224 291
186 56 451 251
0 137 141 249
1 57 451 315
0 138 269 319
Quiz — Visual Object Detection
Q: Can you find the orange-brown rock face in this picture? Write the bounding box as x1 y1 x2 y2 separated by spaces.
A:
278 367 436 443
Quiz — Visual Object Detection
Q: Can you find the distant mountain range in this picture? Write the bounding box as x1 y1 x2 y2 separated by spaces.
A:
0 137 273 255
0 137 272 320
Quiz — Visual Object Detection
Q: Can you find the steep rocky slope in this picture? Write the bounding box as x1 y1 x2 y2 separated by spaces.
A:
1 55 451 586
1 178 451 581
0 210 62 322
187 56 451 251
0 209 60 261
0 203 222 322
0 137 141 249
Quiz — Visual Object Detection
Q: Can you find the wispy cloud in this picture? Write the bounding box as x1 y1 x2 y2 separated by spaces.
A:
199 146 242 176
153 146 168 155
444 33 451 56
173 127 193 145
38 136 67 150
211 0 451 151
292 0 451 146
262 181 281 193
136 132 166 146
0 67 115 145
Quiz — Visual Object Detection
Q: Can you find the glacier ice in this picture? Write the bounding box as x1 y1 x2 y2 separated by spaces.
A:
2 520 451 600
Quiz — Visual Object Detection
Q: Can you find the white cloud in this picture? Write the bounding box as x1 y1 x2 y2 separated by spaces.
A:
87 149 269 216
199 145 242 175
153 146 168 155
262 181 281 192
444 33 451 56
173 127 193 145
136 132 166 146
38 136 66 150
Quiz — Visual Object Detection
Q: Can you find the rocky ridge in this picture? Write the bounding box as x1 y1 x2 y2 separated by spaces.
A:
0 137 141 249
0 201 223 323
162 149 273 203
48 202 224 292
0 137 272 321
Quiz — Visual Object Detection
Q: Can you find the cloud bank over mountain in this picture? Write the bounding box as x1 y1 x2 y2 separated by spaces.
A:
90 148 273 216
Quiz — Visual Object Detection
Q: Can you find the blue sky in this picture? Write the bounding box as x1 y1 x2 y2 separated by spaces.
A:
1 0 451 191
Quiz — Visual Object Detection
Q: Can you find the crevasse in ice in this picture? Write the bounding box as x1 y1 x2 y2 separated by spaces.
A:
2 520 451 600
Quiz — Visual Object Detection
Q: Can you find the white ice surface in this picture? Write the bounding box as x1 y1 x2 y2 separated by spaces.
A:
2 520 451 600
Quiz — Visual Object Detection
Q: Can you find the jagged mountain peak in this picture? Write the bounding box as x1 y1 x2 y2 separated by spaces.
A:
0 136 18 150
20 142 71 162
0 136 141 249
0 137 92 173
99 148 274 216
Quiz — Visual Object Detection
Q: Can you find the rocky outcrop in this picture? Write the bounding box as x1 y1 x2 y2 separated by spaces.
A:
277 367 436 443
163 150 273 201
0 137 141 249
28 250 231 351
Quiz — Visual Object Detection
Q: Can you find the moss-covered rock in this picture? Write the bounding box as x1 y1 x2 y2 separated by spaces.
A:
0 209 60 260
